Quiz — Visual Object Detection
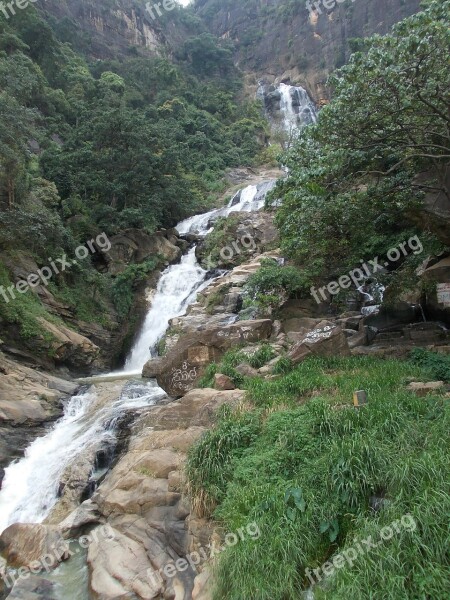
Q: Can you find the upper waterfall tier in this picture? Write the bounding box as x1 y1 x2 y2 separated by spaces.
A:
257 81 317 140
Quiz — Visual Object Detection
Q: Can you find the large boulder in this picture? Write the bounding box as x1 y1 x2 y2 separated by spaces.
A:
105 229 182 275
37 318 99 368
89 388 244 600
143 320 272 396
0 524 68 570
87 527 157 600
288 321 351 365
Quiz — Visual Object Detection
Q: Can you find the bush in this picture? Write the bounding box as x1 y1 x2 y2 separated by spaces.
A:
409 348 450 383
244 258 311 315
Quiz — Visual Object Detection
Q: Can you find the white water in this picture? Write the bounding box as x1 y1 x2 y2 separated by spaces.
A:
257 82 317 142
125 182 275 371
177 181 275 235
124 247 208 373
0 181 276 535
278 82 317 134
0 382 166 533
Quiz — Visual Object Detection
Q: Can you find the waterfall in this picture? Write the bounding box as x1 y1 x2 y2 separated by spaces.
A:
176 180 275 236
278 83 317 133
0 382 166 533
123 247 208 373
257 81 317 142
0 179 277 536
125 181 276 371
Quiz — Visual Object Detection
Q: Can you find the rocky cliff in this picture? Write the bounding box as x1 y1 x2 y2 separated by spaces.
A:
194 0 422 102
41 0 166 58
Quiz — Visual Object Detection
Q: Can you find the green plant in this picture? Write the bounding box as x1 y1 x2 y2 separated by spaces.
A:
246 343 276 369
244 258 311 315
185 405 262 517
111 258 160 317
187 355 450 600
409 348 450 383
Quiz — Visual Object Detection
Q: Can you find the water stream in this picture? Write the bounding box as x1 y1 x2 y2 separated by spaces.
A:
0 77 315 599
0 180 276 540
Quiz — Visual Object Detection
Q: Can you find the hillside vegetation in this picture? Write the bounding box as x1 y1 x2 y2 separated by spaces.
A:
0 4 266 347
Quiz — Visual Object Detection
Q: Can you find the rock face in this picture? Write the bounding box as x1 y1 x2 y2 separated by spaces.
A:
105 229 182 276
288 321 351 365
0 524 68 569
88 388 245 600
0 351 78 477
195 0 421 102
143 320 272 396
41 0 165 59
37 318 100 368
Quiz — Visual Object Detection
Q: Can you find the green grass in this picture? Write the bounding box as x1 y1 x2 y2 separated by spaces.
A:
409 348 450 383
186 355 450 600
198 344 276 388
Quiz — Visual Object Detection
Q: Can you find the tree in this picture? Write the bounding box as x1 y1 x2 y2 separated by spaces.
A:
270 0 449 277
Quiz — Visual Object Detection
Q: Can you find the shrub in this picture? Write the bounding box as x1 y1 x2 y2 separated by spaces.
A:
243 258 311 315
409 348 450 383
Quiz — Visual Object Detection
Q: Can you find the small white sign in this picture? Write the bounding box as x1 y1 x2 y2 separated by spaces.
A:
437 283 450 307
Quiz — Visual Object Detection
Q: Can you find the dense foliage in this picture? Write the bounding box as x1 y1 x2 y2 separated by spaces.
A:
0 5 266 336
269 1 449 290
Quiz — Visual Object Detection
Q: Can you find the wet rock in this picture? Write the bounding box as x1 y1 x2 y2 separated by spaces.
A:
214 374 235 390
0 524 68 570
5 575 57 600
0 352 77 472
59 500 104 539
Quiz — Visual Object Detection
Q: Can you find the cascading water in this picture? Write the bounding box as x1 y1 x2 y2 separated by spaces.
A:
124 247 208 373
0 381 166 533
257 81 317 142
278 82 317 133
176 180 275 236
0 180 277 538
